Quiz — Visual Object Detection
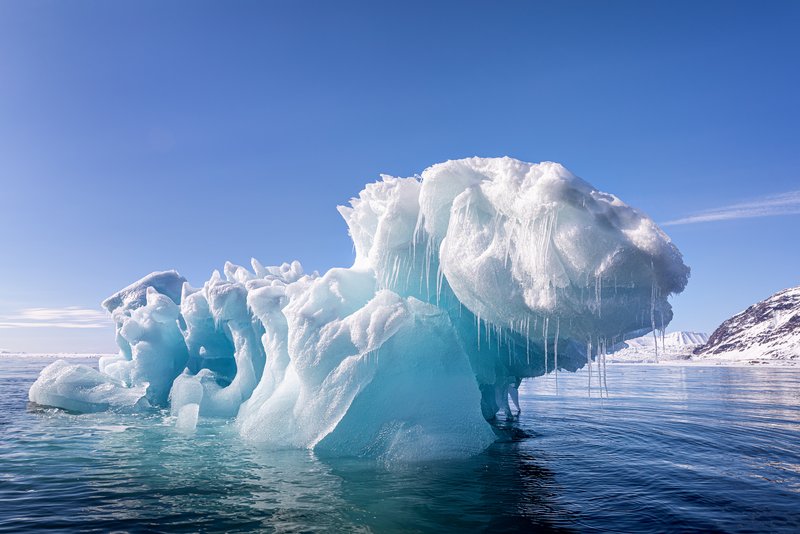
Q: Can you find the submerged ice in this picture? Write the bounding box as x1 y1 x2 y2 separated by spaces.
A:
30 157 689 460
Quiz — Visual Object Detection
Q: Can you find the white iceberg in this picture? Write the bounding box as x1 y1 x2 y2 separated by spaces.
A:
28 359 149 413
29 157 689 460
607 331 709 363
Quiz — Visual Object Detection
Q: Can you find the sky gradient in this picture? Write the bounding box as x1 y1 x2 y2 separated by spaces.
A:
1 0 799 352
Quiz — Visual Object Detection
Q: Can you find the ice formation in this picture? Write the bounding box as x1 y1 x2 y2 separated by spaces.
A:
606 331 709 363
29 157 689 461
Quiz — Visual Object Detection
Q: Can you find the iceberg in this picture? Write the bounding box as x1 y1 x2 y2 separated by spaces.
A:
28 359 150 413
29 157 689 460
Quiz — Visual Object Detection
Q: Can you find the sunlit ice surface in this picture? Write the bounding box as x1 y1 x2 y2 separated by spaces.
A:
27 158 690 462
5 355 800 532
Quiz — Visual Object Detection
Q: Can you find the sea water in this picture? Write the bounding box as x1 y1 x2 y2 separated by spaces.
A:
2 356 799 532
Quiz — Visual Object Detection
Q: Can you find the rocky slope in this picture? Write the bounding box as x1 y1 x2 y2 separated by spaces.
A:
693 286 800 364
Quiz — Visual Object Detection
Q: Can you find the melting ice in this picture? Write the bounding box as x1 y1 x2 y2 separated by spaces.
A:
29 157 689 461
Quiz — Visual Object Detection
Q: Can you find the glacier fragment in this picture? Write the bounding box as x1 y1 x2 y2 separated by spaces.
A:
28 359 149 413
29 157 689 460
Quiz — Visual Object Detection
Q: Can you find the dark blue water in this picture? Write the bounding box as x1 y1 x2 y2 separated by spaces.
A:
2 356 799 533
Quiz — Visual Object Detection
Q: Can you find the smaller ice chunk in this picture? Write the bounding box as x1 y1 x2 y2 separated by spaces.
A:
175 403 200 433
29 359 149 413
169 369 204 414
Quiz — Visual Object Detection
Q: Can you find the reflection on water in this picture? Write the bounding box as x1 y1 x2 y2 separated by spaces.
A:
1 357 799 532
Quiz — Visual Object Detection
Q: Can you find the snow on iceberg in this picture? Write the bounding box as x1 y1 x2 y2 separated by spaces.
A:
29 157 689 460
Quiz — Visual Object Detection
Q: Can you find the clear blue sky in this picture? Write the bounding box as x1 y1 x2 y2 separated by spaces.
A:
1 0 798 352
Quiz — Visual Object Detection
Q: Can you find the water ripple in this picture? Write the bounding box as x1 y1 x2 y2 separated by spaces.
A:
1 357 799 532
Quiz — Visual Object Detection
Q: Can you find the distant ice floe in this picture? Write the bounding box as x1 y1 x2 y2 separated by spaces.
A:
606 331 708 364
29 157 689 461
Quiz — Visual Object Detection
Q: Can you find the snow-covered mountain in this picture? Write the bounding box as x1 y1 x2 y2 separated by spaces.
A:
693 286 800 364
608 331 709 363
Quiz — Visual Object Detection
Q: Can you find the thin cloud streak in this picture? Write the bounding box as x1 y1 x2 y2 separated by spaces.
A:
663 190 800 226
0 307 111 329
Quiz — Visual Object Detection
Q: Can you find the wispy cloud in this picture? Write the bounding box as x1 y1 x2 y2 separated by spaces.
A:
663 190 800 226
0 307 111 329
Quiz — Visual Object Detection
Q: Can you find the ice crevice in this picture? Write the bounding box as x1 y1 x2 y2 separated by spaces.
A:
29 157 689 462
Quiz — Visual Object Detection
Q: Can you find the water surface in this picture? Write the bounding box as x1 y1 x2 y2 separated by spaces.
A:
1 356 799 532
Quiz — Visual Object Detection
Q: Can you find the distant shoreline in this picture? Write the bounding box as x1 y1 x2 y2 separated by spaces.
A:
607 357 799 368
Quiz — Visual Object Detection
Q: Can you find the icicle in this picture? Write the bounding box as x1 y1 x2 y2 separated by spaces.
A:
543 317 549 375
435 263 445 306
595 336 604 398
476 313 481 351
423 235 436 300
650 267 659 363
586 337 593 397
525 315 530 365
594 273 600 317
412 207 425 265
600 337 604 398
554 317 560 391
387 254 402 290
598 273 602 318
604 338 609 396
602 337 609 398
